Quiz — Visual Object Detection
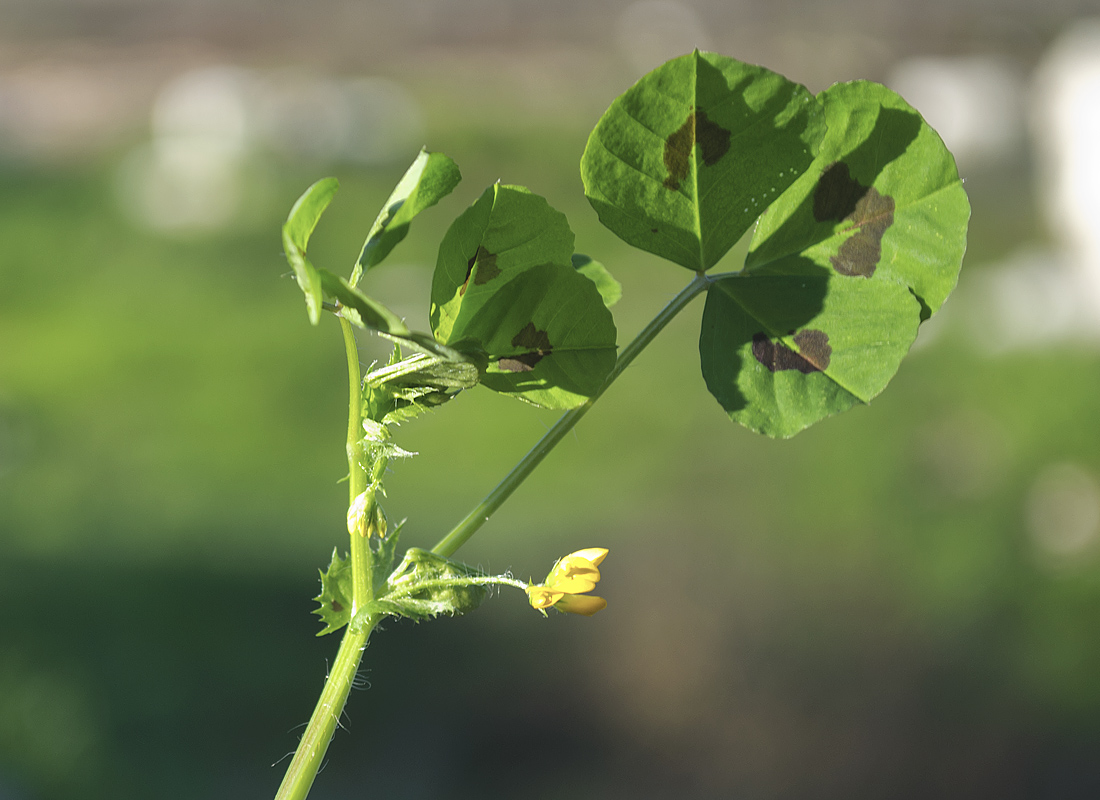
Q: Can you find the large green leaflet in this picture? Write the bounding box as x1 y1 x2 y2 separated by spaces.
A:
581 50 826 272
697 80 969 436
744 81 969 317
699 272 919 438
430 185 618 409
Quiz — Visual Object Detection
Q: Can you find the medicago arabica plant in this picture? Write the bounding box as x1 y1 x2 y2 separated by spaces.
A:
273 51 970 800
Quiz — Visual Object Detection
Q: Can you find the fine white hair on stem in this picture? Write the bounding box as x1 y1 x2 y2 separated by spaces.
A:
351 666 372 691
270 750 296 768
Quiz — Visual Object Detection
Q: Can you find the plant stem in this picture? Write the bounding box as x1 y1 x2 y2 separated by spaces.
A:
341 318 373 609
275 318 378 800
274 619 378 800
431 271 710 558
277 271 709 798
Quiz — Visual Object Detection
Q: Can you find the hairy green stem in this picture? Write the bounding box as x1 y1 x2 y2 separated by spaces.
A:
386 574 531 601
276 319 379 800
431 271 710 558
274 619 379 800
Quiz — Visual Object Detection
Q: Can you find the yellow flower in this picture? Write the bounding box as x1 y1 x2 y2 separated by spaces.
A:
526 547 608 616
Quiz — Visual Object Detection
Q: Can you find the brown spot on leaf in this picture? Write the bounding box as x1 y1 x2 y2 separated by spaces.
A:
512 321 552 351
498 353 542 372
792 329 832 371
752 329 831 373
459 246 500 295
498 322 553 372
331 600 344 612
662 108 731 191
831 188 895 278
812 162 895 278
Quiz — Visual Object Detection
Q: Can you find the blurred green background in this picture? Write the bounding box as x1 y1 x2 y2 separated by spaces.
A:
3 1 1100 798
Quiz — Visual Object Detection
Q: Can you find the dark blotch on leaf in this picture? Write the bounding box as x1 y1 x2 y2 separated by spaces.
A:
812 162 896 278
498 322 553 372
752 329 831 373
512 321 552 351
792 329 831 370
459 246 500 295
832 188 895 278
497 353 542 372
331 600 344 612
662 108 731 191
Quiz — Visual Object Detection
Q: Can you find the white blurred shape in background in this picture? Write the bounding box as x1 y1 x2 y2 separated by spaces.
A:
1033 20 1100 274
958 21 1100 352
1027 462 1100 563
614 1 712 74
888 55 1024 170
116 66 423 234
256 74 423 165
117 66 253 233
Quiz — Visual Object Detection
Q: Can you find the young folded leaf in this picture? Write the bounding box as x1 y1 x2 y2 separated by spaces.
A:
363 548 490 624
581 50 826 272
282 160 479 374
351 149 462 285
283 177 339 325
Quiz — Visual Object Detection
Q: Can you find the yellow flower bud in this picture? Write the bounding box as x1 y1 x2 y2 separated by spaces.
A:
526 547 609 616
553 593 607 616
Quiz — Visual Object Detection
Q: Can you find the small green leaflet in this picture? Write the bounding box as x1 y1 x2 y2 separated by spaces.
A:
699 80 969 437
573 254 622 308
351 149 462 285
313 549 353 636
283 177 338 325
581 50 825 272
430 185 618 409
282 176 411 334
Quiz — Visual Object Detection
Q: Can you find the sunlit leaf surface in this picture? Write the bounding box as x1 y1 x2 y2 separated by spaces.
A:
700 80 970 436
581 50 825 272
430 185 617 408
